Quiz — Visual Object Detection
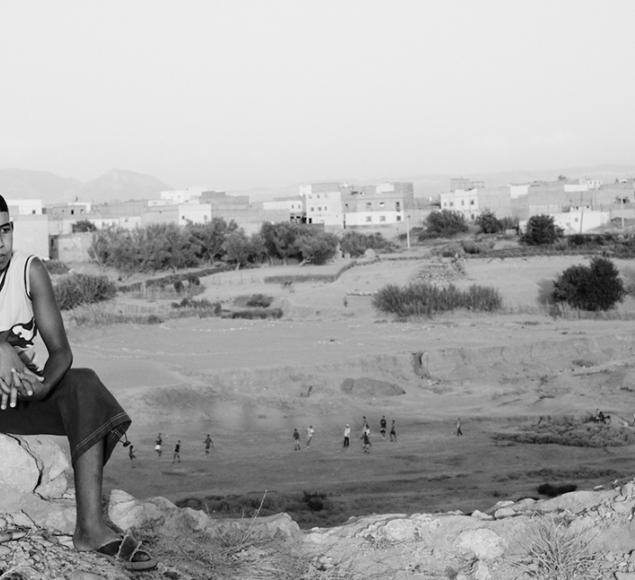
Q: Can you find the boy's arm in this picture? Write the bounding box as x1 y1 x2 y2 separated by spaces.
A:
28 258 73 399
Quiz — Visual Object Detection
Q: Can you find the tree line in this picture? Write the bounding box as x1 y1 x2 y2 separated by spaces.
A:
87 219 397 273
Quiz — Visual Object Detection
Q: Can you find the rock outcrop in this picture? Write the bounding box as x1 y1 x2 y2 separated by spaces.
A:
2 433 635 579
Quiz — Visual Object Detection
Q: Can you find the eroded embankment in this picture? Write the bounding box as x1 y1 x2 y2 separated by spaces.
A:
125 331 635 429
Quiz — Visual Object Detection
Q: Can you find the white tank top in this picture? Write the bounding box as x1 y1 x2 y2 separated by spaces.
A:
0 251 40 372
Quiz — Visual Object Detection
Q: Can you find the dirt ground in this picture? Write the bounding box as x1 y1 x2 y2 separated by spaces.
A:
62 254 635 526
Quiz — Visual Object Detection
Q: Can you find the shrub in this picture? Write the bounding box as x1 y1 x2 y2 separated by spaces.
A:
372 282 502 317
54 273 117 310
44 260 70 275
552 257 625 311
424 210 469 238
522 215 563 245
245 293 273 308
476 210 503 234
340 231 395 257
72 219 97 233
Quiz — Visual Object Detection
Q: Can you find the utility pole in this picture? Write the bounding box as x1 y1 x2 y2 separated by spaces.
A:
406 214 411 249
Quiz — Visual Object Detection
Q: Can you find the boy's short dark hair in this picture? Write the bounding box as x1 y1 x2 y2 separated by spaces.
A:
0 196 8 213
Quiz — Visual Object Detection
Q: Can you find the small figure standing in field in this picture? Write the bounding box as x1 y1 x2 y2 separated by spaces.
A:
343 424 351 448
204 433 214 454
380 415 387 439
389 419 398 442
154 433 163 458
456 417 463 436
128 444 136 465
306 425 315 447
343 296 348 308
361 430 371 453
172 440 181 463
293 428 301 451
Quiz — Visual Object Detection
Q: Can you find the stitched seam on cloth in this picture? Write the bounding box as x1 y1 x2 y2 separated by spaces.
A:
71 411 129 463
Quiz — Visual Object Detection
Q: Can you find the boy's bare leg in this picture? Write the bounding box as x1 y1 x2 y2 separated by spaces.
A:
72 439 120 551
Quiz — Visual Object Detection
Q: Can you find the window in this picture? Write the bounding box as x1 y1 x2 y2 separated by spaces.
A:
310 207 314 212
449 202 454 207
365 216 372 222
470 200 475 205
379 201 385 207
395 201 401 211
461 200 465 206
379 215 386 222
396 215 402 221
366 202 372 208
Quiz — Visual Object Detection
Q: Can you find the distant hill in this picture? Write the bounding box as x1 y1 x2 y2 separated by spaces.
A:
0 168 171 204
0 169 82 203
77 169 171 203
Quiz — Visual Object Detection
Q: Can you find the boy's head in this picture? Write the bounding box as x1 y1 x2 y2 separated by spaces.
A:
0 195 13 270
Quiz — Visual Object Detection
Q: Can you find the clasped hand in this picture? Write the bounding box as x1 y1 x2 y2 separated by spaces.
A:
0 344 45 410
0 367 45 410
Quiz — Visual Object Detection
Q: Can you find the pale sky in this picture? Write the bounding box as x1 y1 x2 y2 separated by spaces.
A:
2 0 634 190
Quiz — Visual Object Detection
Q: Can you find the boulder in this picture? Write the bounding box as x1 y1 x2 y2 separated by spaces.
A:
0 434 40 497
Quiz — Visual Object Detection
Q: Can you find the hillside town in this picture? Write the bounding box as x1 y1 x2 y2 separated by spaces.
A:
6 175 635 263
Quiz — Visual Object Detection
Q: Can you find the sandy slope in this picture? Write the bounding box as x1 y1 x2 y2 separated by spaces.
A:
64 254 635 522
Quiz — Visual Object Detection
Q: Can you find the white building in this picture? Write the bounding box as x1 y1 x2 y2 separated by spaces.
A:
158 187 207 205
302 184 344 227
551 208 610 234
7 198 43 215
439 189 480 220
142 202 212 226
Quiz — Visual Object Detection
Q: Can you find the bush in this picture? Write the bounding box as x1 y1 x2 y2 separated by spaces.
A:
522 215 563 245
340 231 395 257
54 273 117 310
552 257 625 311
423 210 468 238
372 282 502 317
245 294 273 308
44 260 70 275
476 210 503 234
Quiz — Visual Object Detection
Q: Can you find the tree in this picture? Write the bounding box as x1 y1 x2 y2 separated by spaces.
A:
260 222 304 263
187 218 238 263
222 230 265 269
424 210 468 237
72 219 97 233
475 210 503 234
340 231 394 257
522 214 562 245
552 257 625 311
293 232 339 265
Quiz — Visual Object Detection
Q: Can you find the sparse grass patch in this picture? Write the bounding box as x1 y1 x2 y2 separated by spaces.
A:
492 415 631 447
373 282 502 317
511 516 598 579
54 272 117 310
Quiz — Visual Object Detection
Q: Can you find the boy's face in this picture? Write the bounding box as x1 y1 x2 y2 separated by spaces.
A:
0 211 13 271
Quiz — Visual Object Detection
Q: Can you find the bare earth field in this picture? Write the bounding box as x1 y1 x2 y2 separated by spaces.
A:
64 254 635 527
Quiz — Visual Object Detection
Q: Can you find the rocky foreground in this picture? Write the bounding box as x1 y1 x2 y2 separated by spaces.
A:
2 434 635 579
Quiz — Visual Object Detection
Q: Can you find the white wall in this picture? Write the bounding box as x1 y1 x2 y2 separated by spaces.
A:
14 215 49 259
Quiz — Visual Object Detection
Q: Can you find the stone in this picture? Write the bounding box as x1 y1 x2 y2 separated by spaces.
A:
21 436 71 498
0 434 40 494
471 510 493 520
494 507 516 518
456 528 505 560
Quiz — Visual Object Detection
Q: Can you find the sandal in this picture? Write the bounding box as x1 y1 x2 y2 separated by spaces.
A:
96 531 157 572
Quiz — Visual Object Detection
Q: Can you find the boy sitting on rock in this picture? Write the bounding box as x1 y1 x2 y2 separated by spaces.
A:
0 195 156 572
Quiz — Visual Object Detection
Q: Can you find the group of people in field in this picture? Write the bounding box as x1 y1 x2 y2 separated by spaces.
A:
127 432 215 465
293 415 399 453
